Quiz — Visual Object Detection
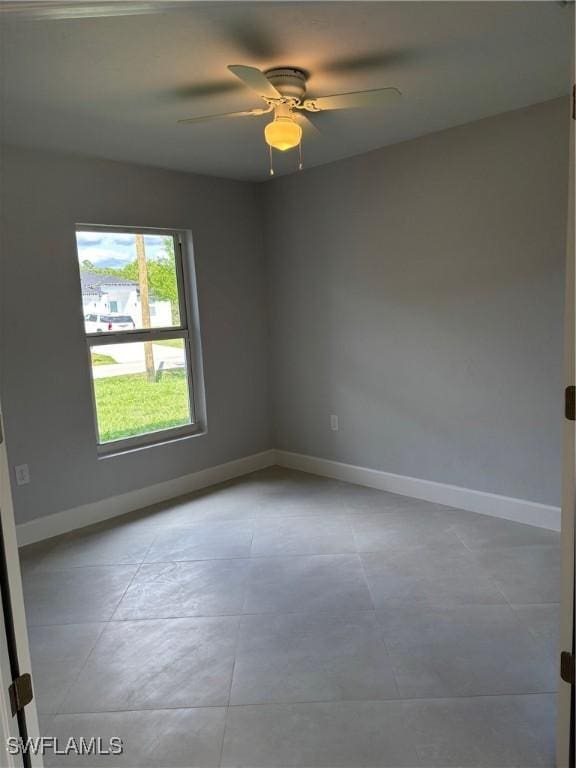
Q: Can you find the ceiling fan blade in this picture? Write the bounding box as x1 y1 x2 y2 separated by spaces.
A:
320 49 418 75
305 87 401 112
295 113 321 137
168 80 241 101
220 19 278 60
227 65 281 100
178 107 271 125
0 1 187 18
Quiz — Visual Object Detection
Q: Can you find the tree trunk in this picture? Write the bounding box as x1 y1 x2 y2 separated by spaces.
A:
136 234 155 382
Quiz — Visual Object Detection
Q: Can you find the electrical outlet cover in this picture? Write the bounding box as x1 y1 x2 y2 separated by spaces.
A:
14 464 30 486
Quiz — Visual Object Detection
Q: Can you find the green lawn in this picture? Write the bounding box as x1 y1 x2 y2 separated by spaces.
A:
155 339 184 349
94 369 190 443
92 352 117 365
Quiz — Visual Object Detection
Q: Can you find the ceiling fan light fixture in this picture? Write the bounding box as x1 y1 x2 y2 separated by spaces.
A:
178 63 402 174
264 116 302 151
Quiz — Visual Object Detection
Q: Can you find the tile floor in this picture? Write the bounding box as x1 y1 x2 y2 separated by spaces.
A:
19 467 561 767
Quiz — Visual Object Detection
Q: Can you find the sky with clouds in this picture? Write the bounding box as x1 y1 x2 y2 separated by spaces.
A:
76 231 171 270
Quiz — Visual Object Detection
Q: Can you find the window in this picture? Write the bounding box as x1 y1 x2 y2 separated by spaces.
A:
75 226 203 451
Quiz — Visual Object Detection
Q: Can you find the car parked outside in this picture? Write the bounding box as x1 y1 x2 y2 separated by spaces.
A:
84 313 136 333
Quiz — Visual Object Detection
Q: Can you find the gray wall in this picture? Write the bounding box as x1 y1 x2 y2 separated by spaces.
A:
0 146 271 525
265 98 569 506
1 97 568 525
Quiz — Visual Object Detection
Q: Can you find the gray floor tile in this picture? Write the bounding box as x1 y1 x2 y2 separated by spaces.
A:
362 546 507 608
244 555 374 615
472 546 561 603
32 526 155 569
352 509 464 552
509 693 557 766
453 514 560 550
340 485 440 514
113 559 251 619
403 694 555 767
253 469 351 516
28 623 106 714
256 491 348 519
145 520 253 562
23 566 138 626
60 616 239 712
21 468 561 767
378 604 557 698
221 700 422 767
73 510 167 537
43 708 227 767
135 484 262 528
251 515 356 557
19 539 61 576
257 468 345 497
511 604 560 657
230 611 398 705
38 715 54 739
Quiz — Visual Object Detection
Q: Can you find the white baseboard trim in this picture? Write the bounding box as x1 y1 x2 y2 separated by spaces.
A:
17 446 560 545
275 450 561 532
17 449 276 546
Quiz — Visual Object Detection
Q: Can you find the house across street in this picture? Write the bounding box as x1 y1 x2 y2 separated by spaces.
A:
80 269 172 329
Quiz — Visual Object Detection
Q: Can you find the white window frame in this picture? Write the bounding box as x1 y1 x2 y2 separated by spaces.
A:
75 223 205 454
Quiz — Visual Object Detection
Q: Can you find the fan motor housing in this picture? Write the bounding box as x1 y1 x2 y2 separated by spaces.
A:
264 68 307 100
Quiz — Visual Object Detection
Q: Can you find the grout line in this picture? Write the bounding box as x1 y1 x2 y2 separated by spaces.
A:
23 561 146 572
26 597 562 630
50 689 560 718
218 708 230 768
450 526 528 608
218 616 244 768
51 537 159 717
25 608 376 628
356 550 403 701
47 620 109 719
246 518 256 559
27 551 379 571
106 536 159 623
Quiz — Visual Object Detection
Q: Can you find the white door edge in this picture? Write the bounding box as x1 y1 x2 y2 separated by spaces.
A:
0 407 43 767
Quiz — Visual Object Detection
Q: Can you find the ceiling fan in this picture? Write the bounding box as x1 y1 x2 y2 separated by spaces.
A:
178 65 402 174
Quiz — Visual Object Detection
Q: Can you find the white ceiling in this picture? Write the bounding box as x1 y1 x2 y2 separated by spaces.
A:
1 1 572 181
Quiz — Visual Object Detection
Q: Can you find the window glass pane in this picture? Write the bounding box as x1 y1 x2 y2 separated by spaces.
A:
76 230 181 331
90 339 191 443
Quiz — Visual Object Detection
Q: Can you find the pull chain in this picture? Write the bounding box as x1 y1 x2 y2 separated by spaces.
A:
298 140 303 171
269 144 275 176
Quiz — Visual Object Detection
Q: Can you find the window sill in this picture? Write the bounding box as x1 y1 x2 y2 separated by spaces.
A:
97 423 207 459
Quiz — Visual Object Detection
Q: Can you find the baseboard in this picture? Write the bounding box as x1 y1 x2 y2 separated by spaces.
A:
275 450 561 532
17 449 276 546
17 446 560 545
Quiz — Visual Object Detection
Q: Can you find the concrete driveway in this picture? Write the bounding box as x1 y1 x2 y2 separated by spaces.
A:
92 342 185 379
